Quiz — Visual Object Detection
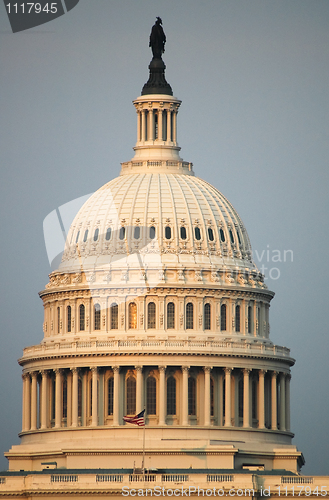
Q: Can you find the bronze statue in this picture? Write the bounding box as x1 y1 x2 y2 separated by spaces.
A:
149 17 166 59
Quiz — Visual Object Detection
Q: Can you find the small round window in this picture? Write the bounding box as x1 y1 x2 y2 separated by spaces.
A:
180 226 187 240
105 227 112 241
165 226 172 239
220 228 225 242
194 227 201 240
229 229 234 244
134 226 140 239
93 228 99 242
75 231 80 243
83 229 88 242
208 227 214 241
119 227 125 240
149 226 156 239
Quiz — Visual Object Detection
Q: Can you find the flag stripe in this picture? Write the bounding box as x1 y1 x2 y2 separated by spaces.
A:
123 409 145 427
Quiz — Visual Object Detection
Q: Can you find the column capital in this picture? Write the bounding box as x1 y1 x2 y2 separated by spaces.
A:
91 366 98 375
286 373 291 381
112 366 120 374
182 366 190 374
22 372 30 381
159 366 167 374
40 370 48 377
203 366 212 374
243 368 251 375
30 371 38 379
71 367 79 375
271 370 278 377
224 367 232 375
135 366 143 374
54 368 62 376
259 369 266 377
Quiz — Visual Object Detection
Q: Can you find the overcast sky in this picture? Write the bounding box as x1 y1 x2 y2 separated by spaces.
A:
0 0 328 475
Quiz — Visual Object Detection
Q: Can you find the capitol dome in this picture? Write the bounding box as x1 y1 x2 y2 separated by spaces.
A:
6 24 303 476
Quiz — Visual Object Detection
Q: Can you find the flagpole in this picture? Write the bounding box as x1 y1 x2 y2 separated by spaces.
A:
142 409 146 473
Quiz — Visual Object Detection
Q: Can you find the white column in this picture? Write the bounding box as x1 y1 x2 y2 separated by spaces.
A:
72 368 79 428
55 369 62 428
159 366 166 425
224 368 232 427
30 372 38 431
41 370 48 429
243 369 251 428
172 109 177 143
158 109 163 141
136 366 143 414
204 367 211 426
113 366 120 426
286 374 291 432
258 369 265 429
148 108 153 141
136 111 141 142
22 374 31 432
91 367 98 426
271 371 277 430
280 373 286 431
141 110 146 142
166 109 172 142
182 366 189 426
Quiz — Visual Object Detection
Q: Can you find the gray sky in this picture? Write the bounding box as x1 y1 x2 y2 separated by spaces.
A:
0 0 328 475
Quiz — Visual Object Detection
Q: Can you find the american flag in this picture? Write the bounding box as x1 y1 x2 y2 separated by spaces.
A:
123 409 145 427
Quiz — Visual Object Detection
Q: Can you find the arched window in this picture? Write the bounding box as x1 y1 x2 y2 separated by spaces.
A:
94 303 101 330
129 303 137 329
148 302 156 329
108 377 114 415
229 229 234 244
167 376 176 415
204 303 211 330
79 304 85 331
149 226 156 240
75 230 80 243
83 229 88 242
208 227 214 241
186 302 194 329
110 303 118 330
62 378 67 419
248 306 252 334
105 227 112 241
237 230 242 245
194 227 201 240
180 226 187 240
147 376 156 415
57 307 60 334
134 226 140 239
126 376 136 415
220 304 226 331
78 378 82 418
220 228 225 242
188 377 196 416
210 377 214 417
119 227 125 240
167 302 175 329
165 226 171 239
93 228 99 241
235 305 241 333
67 305 71 333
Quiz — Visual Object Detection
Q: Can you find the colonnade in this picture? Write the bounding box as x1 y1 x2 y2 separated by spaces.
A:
21 365 290 434
134 101 180 145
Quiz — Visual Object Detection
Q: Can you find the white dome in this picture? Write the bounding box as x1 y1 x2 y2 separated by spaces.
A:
59 170 257 276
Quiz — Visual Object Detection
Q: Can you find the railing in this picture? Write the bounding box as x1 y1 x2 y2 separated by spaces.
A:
129 475 157 482
23 339 291 358
51 475 78 483
207 475 234 482
281 477 314 484
96 474 123 482
162 475 189 482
